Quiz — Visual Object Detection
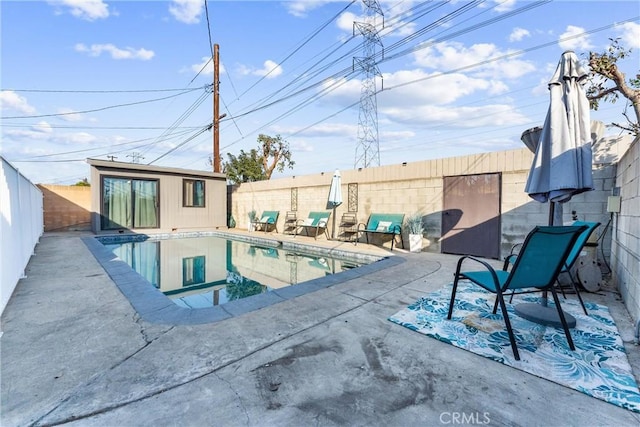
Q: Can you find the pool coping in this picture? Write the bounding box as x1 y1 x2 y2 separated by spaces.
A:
82 232 405 325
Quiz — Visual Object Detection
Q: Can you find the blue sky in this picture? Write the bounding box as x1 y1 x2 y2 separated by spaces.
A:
1 0 639 184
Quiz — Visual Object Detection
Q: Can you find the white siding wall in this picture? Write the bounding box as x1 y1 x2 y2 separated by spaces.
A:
1 157 44 315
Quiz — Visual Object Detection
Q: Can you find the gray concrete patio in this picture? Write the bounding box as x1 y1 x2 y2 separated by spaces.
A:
1 231 639 426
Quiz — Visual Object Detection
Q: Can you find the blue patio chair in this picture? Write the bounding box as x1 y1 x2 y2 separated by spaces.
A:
505 221 601 315
447 225 587 361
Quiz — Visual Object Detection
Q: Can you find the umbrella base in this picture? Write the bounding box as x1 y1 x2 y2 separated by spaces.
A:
514 303 576 328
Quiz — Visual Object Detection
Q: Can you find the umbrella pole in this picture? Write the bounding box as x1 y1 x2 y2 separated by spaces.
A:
540 201 558 307
332 207 337 239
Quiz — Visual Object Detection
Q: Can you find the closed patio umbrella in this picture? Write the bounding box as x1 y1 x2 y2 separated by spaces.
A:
327 170 342 239
525 50 594 225
520 50 594 327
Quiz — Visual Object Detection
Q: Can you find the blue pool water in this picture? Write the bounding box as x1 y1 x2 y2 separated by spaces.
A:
102 235 365 309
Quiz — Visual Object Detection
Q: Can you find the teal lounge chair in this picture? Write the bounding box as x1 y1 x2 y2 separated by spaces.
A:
252 211 279 233
506 221 601 315
295 211 331 240
447 225 587 361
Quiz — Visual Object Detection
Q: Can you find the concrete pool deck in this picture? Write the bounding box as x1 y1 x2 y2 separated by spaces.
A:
1 231 639 426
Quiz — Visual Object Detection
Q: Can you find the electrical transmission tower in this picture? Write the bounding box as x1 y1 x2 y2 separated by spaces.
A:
354 0 383 169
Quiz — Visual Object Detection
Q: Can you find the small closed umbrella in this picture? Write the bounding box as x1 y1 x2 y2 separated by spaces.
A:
525 50 594 225
520 50 594 327
327 170 342 239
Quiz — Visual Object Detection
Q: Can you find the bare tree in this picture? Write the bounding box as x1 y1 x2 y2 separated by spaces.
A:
586 38 640 136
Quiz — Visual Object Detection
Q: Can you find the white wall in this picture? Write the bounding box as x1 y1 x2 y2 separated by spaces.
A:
1 157 43 316
610 136 640 325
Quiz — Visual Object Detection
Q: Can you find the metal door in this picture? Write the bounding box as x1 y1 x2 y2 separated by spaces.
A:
441 173 501 259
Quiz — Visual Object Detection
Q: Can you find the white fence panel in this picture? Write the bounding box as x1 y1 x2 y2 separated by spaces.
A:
1 157 43 315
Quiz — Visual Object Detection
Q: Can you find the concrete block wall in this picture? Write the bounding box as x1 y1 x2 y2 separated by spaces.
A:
230 141 625 259
610 136 640 324
38 184 91 232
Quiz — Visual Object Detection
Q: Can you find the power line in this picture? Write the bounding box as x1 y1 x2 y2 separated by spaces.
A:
1 87 208 120
3 87 201 93
147 124 213 165
1 123 201 130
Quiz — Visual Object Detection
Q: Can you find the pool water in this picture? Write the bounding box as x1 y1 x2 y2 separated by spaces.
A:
103 235 363 309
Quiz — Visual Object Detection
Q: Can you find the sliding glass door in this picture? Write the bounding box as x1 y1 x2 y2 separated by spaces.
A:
102 177 158 230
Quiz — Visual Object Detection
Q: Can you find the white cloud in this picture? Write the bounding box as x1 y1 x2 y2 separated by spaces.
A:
493 0 517 13
290 139 315 153
486 80 509 95
49 0 110 21
238 60 283 79
318 77 361 106
285 0 333 18
558 25 593 52
4 124 59 141
0 91 36 114
56 108 84 122
4 128 97 145
66 132 97 144
384 69 492 105
169 0 204 24
532 76 550 97
382 103 529 128
4 129 49 140
616 22 640 49
188 56 226 76
75 43 155 60
509 27 530 42
413 41 536 80
32 121 54 133
337 9 387 34
337 11 357 32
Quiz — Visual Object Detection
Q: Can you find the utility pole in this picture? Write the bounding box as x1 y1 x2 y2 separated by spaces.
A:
213 43 221 173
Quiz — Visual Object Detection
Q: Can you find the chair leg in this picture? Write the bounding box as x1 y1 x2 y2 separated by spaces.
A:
550 287 576 351
565 270 588 315
492 297 499 314
495 290 521 361
447 277 461 320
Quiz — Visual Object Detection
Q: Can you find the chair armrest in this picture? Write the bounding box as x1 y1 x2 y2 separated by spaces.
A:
502 253 518 271
455 255 502 290
356 223 367 233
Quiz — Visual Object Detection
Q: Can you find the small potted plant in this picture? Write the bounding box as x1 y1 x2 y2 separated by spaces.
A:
405 213 424 253
248 209 257 232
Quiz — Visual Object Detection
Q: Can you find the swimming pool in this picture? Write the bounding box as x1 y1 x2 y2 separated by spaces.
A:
82 231 403 325
101 235 364 309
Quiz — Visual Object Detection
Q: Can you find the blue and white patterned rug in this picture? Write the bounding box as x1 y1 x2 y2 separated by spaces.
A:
388 281 640 413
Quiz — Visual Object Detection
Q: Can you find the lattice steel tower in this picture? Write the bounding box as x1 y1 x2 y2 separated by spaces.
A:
354 0 383 169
